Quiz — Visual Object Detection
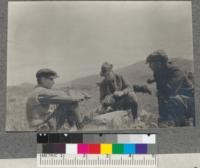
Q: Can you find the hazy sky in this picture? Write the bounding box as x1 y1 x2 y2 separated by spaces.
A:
7 1 193 86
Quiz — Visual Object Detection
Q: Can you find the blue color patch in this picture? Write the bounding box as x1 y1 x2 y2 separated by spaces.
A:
124 144 136 154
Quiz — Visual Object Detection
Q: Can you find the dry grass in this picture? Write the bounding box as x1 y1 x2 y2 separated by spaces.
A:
6 58 192 131
6 83 158 131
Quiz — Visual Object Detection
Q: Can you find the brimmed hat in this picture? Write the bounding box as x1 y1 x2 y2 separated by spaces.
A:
100 62 113 76
146 50 168 64
36 68 59 79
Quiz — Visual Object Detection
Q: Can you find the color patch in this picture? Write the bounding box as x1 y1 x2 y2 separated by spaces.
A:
37 144 43 153
49 134 70 143
54 144 66 153
43 144 54 153
83 134 117 144
78 144 88 154
69 134 83 143
103 134 117 143
129 135 143 143
124 144 136 154
147 144 157 154
112 144 124 154
136 144 147 154
117 134 130 143
88 144 100 154
101 144 112 154
142 134 156 144
37 134 48 143
66 144 77 154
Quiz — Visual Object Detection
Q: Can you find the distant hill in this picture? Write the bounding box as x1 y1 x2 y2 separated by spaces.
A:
64 58 193 89
6 58 193 131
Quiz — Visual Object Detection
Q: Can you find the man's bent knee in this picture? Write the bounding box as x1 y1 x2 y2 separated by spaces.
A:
127 92 138 104
127 92 138 119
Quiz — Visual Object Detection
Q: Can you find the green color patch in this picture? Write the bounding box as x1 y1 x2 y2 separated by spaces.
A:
112 144 124 154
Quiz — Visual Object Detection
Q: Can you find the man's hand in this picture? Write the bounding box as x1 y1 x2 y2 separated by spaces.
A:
106 106 113 112
113 91 124 97
71 97 84 102
133 85 152 95
147 78 155 84
81 91 91 100
71 91 91 102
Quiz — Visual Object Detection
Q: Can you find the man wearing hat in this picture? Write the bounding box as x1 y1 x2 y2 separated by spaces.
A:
98 62 138 120
146 50 195 127
26 68 84 131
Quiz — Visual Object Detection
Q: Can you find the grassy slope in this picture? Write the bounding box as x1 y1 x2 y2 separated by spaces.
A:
6 58 193 131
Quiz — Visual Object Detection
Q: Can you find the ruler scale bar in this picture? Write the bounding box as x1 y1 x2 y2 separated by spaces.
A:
37 154 157 168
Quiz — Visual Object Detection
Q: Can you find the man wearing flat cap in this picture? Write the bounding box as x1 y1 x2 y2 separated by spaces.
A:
98 62 138 120
146 50 195 127
26 68 85 131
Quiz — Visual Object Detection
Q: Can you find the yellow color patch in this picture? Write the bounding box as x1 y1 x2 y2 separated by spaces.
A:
100 144 112 154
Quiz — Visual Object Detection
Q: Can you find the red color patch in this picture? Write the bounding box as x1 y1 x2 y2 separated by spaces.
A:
88 144 100 154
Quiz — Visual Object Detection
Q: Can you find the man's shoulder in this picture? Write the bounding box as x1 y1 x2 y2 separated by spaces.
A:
99 79 106 85
99 73 126 84
166 63 182 72
114 73 124 80
34 85 47 91
32 86 49 95
26 86 43 104
166 63 186 79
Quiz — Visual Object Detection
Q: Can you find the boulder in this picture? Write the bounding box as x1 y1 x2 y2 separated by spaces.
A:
92 110 132 129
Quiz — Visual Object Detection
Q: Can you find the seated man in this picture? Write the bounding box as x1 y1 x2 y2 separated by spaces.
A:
98 62 138 119
26 68 86 131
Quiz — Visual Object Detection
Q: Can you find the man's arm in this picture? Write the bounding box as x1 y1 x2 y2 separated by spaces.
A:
133 84 152 95
166 67 185 94
99 81 108 102
38 89 83 104
121 76 133 95
147 78 155 84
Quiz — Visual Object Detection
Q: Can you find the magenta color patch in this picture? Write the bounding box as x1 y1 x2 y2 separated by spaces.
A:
78 144 88 154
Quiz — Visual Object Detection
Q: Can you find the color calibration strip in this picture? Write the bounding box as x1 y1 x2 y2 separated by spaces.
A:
37 134 157 167
37 133 157 155
38 143 155 154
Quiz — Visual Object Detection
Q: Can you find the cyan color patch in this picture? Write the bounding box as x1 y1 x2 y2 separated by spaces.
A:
124 144 136 154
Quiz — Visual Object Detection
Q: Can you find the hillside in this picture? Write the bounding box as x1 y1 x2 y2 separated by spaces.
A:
6 58 193 131
65 58 193 88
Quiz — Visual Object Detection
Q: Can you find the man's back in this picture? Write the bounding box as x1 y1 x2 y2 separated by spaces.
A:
154 63 193 98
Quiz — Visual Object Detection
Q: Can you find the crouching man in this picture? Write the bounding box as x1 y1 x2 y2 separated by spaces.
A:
146 50 195 127
98 62 138 120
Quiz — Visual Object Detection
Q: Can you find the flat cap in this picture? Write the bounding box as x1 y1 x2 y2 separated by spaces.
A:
36 68 59 79
146 50 168 64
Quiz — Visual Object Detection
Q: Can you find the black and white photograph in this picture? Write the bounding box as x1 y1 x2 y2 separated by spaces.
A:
6 1 195 131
